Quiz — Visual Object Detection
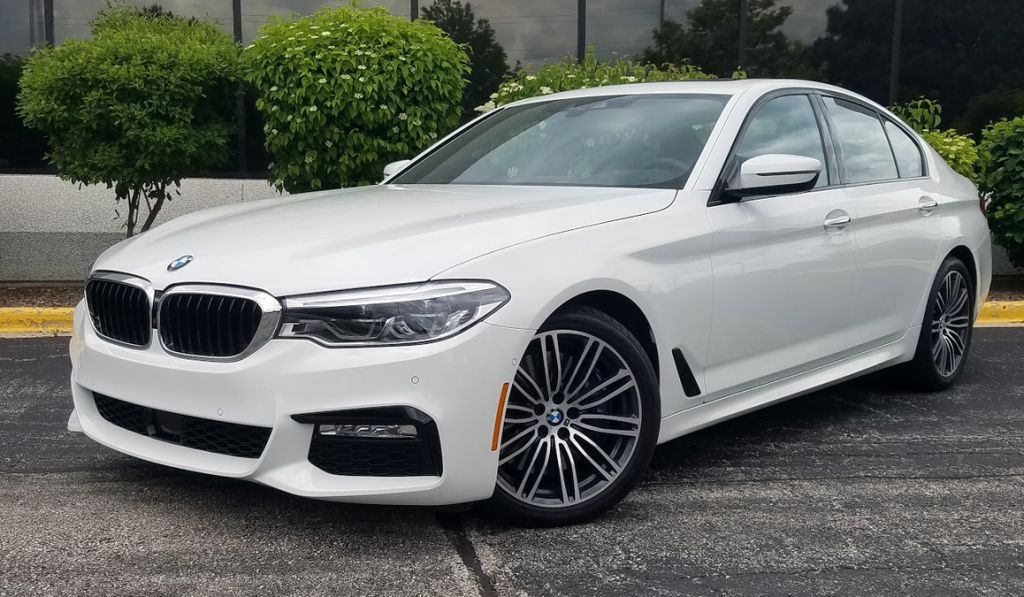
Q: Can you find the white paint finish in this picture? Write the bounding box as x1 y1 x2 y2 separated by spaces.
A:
71 79 994 507
704 188 858 397
93 184 676 296
735 154 822 192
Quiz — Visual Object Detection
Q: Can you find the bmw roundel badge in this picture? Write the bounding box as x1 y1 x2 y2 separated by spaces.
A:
167 255 194 272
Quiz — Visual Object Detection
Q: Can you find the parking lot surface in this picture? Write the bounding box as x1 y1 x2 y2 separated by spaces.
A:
2 329 1023 596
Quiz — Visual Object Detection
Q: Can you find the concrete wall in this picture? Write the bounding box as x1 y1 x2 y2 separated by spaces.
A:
1 173 1022 282
1 175 283 282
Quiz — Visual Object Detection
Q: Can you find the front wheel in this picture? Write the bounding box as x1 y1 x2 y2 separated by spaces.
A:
903 256 975 390
484 306 660 527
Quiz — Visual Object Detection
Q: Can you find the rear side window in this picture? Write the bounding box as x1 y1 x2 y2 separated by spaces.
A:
884 120 924 178
823 97 899 184
734 94 828 188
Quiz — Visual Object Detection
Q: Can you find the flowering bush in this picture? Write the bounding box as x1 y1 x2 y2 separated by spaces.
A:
978 116 1024 267
477 49 715 112
244 5 469 192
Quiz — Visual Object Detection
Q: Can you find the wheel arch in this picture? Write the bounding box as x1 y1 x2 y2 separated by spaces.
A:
947 245 978 293
554 290 661 380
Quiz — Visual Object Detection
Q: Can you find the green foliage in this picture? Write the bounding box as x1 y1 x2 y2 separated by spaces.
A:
921 129 979 181
978 117 1024 267
18 4 242 237
481 48 715 111
421 0 509 122
244 5 469 192
642 0 820 78
889 98 942 134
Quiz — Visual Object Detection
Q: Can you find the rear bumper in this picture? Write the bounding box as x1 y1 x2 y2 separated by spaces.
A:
69 301 532 505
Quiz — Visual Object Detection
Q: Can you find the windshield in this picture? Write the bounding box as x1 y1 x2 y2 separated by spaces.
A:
391 94 730 189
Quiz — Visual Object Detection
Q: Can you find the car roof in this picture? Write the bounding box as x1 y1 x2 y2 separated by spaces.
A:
509 78 865 106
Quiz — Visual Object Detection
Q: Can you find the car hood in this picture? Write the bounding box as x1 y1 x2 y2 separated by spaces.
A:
95 184 676 295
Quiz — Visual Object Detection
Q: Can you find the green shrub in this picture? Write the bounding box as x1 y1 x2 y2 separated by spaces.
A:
921 129 980 181
890 98 979 181
244 5 469 192
978 117 1024 267
18 4 242 237
478 48 716 112
889 97 942 134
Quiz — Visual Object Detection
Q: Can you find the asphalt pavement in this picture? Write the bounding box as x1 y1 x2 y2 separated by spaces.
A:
2 330 1023 596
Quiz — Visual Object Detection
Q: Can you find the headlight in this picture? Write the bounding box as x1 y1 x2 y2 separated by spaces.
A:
277 280 510 347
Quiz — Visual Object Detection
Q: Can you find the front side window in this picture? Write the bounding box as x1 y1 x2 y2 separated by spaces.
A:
884 120 925 178
392 94 729 189
824 97 900 184
733 94 829 188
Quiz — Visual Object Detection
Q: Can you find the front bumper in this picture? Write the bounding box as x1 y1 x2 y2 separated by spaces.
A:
69 301 532 505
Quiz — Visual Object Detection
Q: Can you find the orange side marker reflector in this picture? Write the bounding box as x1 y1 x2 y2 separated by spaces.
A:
491 382 510 451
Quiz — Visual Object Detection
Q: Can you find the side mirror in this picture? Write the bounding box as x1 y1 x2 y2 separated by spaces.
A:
727 154 821 199
382 159 412 181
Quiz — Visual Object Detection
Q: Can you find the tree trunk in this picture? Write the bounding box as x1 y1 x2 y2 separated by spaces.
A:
140 182 168 234
125 187 141 238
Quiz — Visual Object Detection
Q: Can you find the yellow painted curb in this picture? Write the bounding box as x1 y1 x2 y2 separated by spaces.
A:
978 301 1024 324
0 301 1022 336
0 308 76 335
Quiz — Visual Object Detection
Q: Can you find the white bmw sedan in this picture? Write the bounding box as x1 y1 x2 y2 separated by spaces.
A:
70 79 991 526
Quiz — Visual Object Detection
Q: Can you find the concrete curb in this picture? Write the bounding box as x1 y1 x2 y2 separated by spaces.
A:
2 302 1023 337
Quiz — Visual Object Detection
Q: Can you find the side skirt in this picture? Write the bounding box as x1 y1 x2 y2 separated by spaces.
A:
656 326 918 444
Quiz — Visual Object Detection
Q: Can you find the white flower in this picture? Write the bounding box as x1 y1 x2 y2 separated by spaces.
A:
328 45 335 49
399 113 408 120
621 75 637 83
325 140 332 147
392 126 400 133
357 64 367 70
475 100 496 113
341 74 351 80
288 37 296 41
305 156 313 163
399 55 407 61
271 128 278 135
308 105 318 112
430 132 438 139
540 86 553 95
287 115 293 121
354 93 364 99
412 119 421 126
380 105 388 111
566 74 576 78
318 78 327 84
310 25 319 29
490 93 498 100
270 85 278 92
355 50 363 55
526 75 536 81
321 31 331 36
507 166 519 178
359 77 366 82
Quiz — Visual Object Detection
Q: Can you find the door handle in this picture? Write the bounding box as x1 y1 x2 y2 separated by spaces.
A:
919 196 939 215
823 213 852 231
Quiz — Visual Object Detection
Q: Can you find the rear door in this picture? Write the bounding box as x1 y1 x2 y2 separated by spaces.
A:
819 95 942 348
704 92 860 399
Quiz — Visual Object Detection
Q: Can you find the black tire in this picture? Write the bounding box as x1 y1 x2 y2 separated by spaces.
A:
902 256 975 391
483 305 660 527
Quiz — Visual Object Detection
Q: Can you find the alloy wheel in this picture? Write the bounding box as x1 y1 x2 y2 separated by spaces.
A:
496 330 643 508
931 270 971 377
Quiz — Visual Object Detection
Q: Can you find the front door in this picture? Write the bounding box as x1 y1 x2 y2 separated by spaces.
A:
703 93 860 399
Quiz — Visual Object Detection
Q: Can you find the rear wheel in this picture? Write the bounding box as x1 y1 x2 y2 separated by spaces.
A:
903 256 974 390
484 306 659 527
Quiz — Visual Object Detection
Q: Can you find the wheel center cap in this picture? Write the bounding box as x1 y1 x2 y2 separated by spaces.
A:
546 409 564 425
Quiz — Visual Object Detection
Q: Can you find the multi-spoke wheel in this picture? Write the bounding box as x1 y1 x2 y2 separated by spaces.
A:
904 256 975 390
486 306 659 526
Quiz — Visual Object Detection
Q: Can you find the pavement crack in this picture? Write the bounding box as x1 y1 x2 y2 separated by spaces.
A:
437 513 499 597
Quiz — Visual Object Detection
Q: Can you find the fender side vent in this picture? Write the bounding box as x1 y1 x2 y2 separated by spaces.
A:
672 348 702 397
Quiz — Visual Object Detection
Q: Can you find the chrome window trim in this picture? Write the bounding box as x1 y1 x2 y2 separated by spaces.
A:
156 284 283 363
85 271 155 350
